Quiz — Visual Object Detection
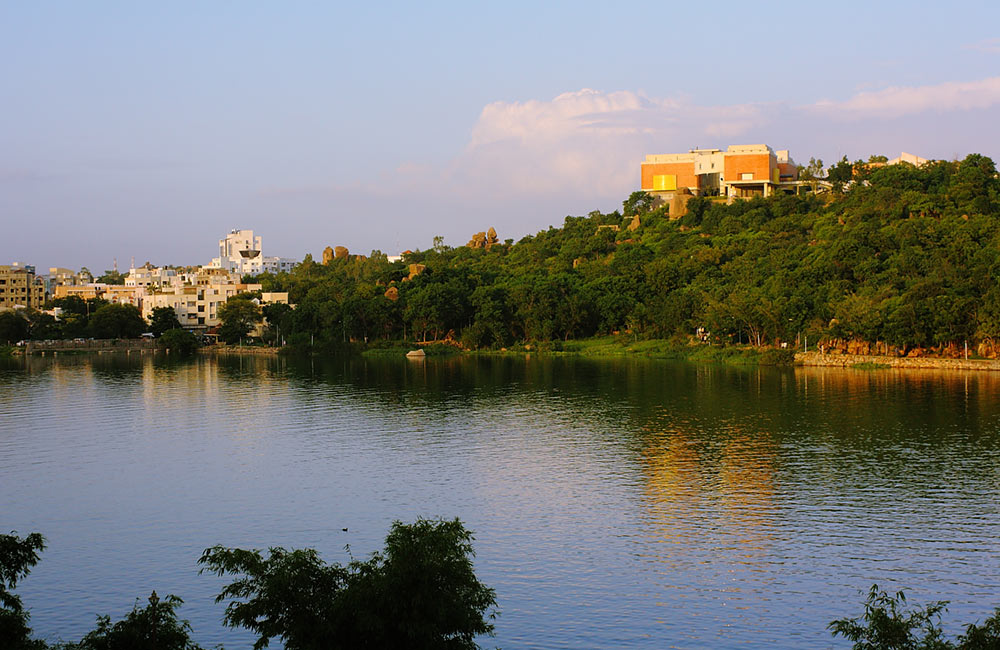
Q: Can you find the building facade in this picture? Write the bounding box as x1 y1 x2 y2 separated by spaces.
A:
641 144 800 201
0 264 46 310
142 281 263 331
206 229 297 276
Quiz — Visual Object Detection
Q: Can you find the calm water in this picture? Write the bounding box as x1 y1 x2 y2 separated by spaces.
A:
2 353 999 649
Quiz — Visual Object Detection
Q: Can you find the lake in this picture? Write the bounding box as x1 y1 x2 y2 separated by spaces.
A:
2 353 999 648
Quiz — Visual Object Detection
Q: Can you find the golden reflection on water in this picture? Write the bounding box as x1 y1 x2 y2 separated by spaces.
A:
640 422 778 570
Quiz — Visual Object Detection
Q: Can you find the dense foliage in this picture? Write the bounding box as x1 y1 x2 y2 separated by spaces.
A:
59 593 203 650
830 585 1000 649
246 154 1000 355
3 520 496 650
199 517 498 650
0 532 47 650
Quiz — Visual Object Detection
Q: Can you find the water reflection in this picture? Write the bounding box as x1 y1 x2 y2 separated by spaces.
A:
2 353 1000 649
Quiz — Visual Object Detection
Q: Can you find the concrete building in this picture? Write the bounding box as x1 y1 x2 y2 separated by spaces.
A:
142 281 263 331
206 229 297 276
0 264 46 310
125 264 178 290
641 144 801 201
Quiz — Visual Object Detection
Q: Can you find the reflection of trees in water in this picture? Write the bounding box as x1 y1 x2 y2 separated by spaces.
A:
640 423 778 572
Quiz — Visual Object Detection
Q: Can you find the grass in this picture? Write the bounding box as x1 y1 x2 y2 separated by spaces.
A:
361 342 461 357
851 361 892 370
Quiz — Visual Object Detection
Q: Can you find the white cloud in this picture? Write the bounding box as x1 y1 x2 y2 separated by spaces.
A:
454 89 770 198
965 38 1000 54
809 76 1000 119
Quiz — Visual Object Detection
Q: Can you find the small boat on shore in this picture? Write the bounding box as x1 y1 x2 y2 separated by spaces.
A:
406 349 426 358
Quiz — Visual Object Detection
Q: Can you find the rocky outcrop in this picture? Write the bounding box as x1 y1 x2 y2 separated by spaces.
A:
669 188 693 220
384 286 399 301
627 214 641 231
406 263 426 280
322 246 334 265
467 227 500 249
334 246 349 260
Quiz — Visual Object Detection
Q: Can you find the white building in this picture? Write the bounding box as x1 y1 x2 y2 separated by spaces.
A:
125 264 178 290
207 229 297 276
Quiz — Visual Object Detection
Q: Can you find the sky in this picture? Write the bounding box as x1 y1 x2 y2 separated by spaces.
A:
2 1 1000 272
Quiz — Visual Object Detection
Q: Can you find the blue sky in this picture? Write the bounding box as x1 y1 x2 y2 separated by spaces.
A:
2 1 999 271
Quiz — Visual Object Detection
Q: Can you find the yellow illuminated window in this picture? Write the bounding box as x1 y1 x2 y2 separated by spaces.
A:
652 174 677 191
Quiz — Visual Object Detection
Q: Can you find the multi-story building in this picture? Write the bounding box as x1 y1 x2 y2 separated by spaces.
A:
125 264 178 290
206 229 298 277
142 281 263 331
53 284 143 308
0 263 46 310
641 144 801 200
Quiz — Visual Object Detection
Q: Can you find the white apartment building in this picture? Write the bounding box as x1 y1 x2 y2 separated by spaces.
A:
206 229 297 277
125 264 178 290
142 281 263 330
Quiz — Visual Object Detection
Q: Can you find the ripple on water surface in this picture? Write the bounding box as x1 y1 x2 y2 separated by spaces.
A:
2 355 1000 649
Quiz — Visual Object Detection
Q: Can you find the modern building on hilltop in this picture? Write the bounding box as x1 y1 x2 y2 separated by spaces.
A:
0 263 46 310
641 144 803 200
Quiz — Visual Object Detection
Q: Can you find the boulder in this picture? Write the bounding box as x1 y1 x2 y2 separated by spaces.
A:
407 263 426 280
322 246 334 265
384 286 399 301
334 246 349 259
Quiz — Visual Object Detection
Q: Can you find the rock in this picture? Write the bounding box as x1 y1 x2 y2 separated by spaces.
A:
467 232 487 248
626 214 640 231
334 246 349 259
669 188 693 220
384 286 399 301
407 263 426 280
322 246 334 265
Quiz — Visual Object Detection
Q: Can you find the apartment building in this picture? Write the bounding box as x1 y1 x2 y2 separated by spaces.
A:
0 264 46 310
53 284 143 308
142 281 263 331
125 264 178 290
206 229 298 276
641 144 800 200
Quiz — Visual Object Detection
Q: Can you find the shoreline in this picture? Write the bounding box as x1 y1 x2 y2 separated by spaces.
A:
795 351 1000 371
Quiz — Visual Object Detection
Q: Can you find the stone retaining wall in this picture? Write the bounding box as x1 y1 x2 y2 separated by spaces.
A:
795 351 1000 371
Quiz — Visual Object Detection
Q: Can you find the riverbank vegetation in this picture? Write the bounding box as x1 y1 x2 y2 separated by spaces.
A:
241 154 1000 359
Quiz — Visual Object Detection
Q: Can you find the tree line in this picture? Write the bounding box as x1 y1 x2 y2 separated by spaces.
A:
243 154 1000 355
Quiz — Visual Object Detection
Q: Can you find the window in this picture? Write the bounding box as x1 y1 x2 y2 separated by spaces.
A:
741 172 754 180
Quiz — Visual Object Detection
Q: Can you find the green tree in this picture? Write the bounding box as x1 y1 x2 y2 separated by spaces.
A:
0 532 47 650
217 298 262 344
199 517 497 650
63 592 203 650
0 311 30 344
96 270 126 285
89 304 145 339
148 307 182 338
159 329 199 356
830 584 1000 650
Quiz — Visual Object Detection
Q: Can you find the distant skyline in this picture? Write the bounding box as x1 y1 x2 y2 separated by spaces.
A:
3 1 1000 272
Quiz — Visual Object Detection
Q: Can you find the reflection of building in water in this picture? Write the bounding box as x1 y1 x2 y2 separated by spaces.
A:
639 423 777 569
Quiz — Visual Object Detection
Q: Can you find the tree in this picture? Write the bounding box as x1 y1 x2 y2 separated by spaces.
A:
159 329 199 356
0 531 47 650
0 311 30 344
64 592 203 650
217 298 262 344
199 517 498 650
96 270 125 285
149 307 182 338
89 304 145 339
830 584 1000 649
622 191 655 216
